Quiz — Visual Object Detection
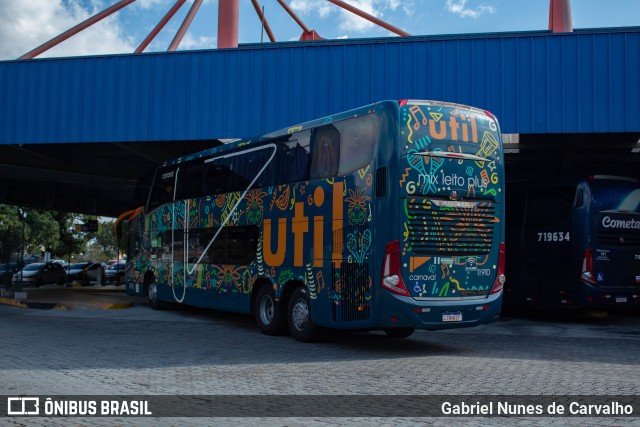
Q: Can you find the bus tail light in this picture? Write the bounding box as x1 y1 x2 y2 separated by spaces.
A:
489 242 506 294
381 240 410 297
580 249 597 286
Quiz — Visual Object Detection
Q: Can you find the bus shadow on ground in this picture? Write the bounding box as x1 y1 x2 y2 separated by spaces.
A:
503 306 639 324
165 303 461 357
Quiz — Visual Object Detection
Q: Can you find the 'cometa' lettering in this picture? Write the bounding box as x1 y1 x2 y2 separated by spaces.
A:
602 216 640 230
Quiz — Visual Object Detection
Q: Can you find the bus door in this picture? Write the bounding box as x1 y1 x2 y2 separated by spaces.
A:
522 186 574 304
146 164 185 299
170 173 188 303
152 166 193 303
330 178 374 328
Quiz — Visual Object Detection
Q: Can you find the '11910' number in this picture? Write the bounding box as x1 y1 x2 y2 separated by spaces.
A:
538 232 570 242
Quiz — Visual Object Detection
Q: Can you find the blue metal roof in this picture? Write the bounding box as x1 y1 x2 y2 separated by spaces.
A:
1 27 639 145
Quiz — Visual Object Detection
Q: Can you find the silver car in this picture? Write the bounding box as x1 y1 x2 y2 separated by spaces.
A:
12 262 66 287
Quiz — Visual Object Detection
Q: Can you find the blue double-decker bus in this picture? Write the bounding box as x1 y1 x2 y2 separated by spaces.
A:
118 100 506 341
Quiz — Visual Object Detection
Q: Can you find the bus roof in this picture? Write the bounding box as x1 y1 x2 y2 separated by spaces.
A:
161 100 394 168
161 99 495 168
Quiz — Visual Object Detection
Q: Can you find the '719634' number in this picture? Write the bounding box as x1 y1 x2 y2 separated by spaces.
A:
538 232 570 242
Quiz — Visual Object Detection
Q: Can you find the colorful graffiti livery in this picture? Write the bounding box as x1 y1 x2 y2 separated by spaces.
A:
120 100 505 342
399 102 504 299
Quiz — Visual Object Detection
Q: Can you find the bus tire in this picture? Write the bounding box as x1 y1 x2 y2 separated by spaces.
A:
287 287 319 342
383 327 415 339
148 282 162 310
255 285 287 335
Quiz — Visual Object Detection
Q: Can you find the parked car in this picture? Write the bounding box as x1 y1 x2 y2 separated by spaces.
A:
65 262 106 286
23 255 42 265
0 261 23 285
105 261 126 284
12 262 66 287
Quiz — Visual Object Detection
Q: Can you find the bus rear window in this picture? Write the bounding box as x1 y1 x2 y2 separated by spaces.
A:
402 103 501 162
590 180 640 212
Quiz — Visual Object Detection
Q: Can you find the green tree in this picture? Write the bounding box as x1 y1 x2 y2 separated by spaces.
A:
51 211 89 261
0 206 21 264
24 209 60 254
0 205 97 261
93 219 118 260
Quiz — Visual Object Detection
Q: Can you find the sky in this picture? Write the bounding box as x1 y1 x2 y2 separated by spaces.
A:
0 0 638 60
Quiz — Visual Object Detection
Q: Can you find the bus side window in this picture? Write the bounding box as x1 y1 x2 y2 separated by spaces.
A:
281 137 310 183
310 124 340 180
195 225 260 265
203 161 247 194
203 148 275 194
243 147 274 188
337 114 379 175
176 162 203 200
202 163 223 194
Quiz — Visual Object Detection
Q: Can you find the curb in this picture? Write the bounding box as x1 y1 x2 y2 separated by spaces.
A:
68 287 126 293
0 297 63 310
0 297 132 310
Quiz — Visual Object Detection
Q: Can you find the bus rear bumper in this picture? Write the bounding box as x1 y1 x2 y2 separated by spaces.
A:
575 283 640 308
377 291 503 331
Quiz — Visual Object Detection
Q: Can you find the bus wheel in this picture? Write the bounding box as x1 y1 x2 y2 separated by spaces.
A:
255 285 286 335
148 282 162 310
288 287 319 342
383 327 415 339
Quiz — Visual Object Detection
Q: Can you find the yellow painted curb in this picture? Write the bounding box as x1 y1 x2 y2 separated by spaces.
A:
53 300 133 310
586 311 608 319
0 297 130 310
69 288 126 293
107 302 133 310
0 297 28 308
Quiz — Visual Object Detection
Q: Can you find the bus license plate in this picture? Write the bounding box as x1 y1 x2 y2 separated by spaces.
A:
616 296 627 303
442 312 463 322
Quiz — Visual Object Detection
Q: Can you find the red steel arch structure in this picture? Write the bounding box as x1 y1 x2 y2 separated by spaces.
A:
18 0 573 59
18 0 411 59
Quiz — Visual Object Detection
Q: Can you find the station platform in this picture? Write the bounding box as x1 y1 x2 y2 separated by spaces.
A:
0 285 142 310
